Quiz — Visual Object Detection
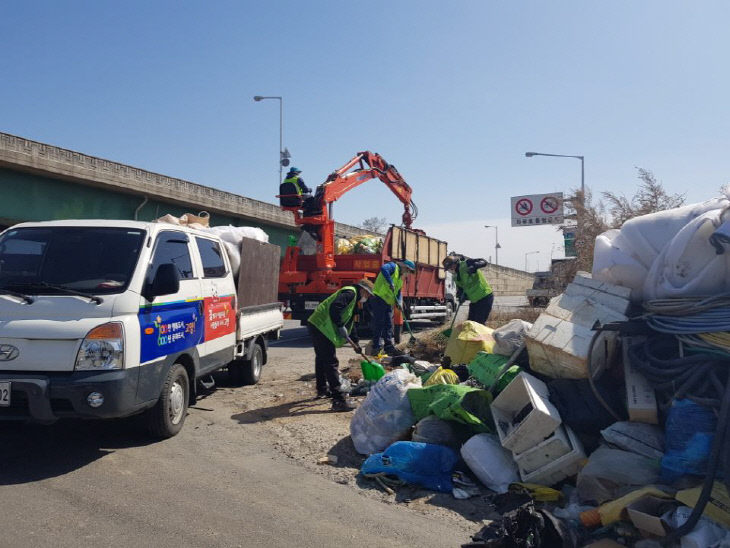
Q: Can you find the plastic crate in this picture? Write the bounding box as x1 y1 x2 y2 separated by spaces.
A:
513 425 573 475
490 372 562 454
518 425 586 486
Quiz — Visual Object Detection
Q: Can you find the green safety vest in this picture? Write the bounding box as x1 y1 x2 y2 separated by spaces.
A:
308 286 358 347
373 264 402 306
457 260 492 303
283 175 304 195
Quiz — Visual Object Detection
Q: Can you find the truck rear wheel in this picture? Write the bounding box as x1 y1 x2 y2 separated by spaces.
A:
145 363 189 438
229 342 263 386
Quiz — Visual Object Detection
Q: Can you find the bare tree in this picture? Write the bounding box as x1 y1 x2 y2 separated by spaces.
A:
602 168 686 227
361 216 388 234
562 167 686 278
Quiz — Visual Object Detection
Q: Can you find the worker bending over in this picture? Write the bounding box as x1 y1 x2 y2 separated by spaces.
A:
443 255 494 325
307 279 374 412
370 260 416 356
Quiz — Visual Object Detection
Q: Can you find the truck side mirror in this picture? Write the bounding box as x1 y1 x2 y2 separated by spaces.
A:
146 263 180 300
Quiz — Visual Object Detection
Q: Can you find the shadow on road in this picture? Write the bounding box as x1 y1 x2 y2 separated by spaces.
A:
0 417 155 486
231 397 332 424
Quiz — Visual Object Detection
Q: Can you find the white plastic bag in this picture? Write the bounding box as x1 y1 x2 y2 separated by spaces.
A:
198 225 270 277
601 422 665 460
493 319 533 356
576 446 661 503
669 506 728 548
349 369 421 455
460 433 519 493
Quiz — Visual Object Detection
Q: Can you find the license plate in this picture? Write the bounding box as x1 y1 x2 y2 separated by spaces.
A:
0 382 10 407
304 301 319 310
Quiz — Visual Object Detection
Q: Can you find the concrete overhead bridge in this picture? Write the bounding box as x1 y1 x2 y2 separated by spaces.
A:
0 132 372 251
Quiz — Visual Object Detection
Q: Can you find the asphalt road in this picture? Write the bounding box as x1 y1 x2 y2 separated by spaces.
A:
0 298 530 548
0 325 472 548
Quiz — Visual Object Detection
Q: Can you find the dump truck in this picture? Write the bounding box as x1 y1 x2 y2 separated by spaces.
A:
277 152 452 337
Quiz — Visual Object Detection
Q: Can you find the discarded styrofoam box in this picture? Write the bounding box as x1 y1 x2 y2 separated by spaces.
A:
491 372 562 454
518 424 586 486
513 425 573 475
525 275 630 379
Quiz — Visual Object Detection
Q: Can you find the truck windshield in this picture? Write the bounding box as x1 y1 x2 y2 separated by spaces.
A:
0 227 146 295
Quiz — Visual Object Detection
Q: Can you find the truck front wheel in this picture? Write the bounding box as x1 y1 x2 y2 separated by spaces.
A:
145 363 189 438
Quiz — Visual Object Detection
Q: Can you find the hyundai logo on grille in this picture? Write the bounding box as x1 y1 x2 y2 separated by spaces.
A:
0 345 19 361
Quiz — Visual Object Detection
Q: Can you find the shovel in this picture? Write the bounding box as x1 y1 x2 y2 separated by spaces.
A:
441 299 463 338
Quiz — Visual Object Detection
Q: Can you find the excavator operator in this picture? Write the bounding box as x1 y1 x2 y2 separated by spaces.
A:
279 167 312 208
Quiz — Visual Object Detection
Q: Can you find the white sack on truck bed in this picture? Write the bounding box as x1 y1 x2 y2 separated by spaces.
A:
199 225 269 275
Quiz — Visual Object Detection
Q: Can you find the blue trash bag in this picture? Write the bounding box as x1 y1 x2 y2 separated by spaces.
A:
360 441 459 493
661 399 718 483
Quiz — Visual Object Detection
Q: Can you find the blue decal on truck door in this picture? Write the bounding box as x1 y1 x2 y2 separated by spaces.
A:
139 300 203 363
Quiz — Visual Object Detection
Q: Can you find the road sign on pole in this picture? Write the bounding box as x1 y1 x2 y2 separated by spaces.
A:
510 192 564 227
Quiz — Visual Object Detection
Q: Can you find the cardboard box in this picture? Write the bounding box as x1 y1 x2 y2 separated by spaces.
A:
627 496 680 537
623 340 658 424
676 481 730 528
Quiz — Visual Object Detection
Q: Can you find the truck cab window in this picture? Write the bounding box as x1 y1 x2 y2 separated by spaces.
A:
195 237 227 278
150 233 194 281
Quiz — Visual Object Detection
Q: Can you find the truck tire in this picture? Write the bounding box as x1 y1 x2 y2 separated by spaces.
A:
229 342 264 386
446 301 455 321
145 363 189 438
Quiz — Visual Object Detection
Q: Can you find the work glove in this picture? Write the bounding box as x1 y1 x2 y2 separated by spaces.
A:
468 266 477 274
352 342 363 354
389 282 395 292
350 333 360 344
337 326 348 340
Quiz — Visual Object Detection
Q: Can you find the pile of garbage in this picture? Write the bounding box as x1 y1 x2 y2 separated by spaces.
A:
335 234 384 255
347 193 730 548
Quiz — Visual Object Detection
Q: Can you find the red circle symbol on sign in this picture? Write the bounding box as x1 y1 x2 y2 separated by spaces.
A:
515 198 533 216
540 196 559 214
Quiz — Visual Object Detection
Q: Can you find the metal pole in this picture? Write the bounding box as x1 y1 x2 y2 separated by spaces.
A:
492 227 499 266
279 98 283 185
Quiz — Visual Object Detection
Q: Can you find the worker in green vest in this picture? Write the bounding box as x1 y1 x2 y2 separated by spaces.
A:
370 260 416 356
443 255 494 324
307 279 374 411
279 167 313 208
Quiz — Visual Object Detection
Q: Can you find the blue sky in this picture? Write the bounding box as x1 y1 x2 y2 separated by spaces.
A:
2 1 729 271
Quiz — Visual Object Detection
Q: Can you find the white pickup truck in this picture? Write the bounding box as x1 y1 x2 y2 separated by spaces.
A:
0 220 283 437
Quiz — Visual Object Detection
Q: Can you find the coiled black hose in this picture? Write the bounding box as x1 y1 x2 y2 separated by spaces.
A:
627 335 730 544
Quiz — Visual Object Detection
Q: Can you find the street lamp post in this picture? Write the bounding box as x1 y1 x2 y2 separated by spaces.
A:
525 151 584 195
525 251 540 272
253 95 284 184
484 225 501 266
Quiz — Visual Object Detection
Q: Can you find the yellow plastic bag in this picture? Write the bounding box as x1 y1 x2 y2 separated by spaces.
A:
336 238 353 254
423 367 460 386
445 321 496 364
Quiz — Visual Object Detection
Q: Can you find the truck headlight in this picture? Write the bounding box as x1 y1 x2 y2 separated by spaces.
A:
75 323 124 371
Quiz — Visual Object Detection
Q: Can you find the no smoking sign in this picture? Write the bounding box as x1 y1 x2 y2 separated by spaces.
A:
510 192 564 227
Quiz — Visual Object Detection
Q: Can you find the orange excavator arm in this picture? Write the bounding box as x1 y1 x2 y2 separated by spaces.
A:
320 151 417 229
279 151 417 274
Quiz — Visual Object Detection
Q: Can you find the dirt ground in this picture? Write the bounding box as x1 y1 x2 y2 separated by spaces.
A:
211 320 501 539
